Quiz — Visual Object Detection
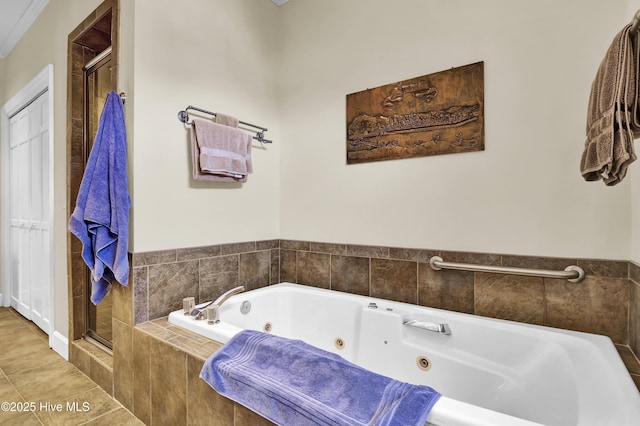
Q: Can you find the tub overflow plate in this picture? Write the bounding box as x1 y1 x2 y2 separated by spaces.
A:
240 300 251 315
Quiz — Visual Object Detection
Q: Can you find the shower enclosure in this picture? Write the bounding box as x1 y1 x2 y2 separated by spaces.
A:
83 46 114 348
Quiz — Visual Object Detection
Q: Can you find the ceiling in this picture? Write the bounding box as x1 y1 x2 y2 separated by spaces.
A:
0 0 48 59
0 0 289 60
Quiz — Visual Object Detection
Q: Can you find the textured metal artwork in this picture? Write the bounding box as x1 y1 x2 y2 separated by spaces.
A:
346 62 484 164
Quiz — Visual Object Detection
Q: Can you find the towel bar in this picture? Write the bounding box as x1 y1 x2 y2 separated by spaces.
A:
428 256 585 283
177 105 272 143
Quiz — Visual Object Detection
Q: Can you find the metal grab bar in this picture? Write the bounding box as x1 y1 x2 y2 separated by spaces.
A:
403 319 451 335
429 256 585 283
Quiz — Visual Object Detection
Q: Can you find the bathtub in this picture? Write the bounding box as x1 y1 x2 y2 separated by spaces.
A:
168 282 640 426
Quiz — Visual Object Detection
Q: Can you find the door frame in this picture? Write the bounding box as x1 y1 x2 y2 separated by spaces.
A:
1 64 55 345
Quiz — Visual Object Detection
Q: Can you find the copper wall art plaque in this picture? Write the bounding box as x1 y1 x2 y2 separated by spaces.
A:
346 61 484 164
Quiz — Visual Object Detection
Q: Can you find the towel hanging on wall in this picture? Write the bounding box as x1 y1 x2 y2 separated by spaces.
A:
580 21 640 185
69 91 130 305
190 115 253 182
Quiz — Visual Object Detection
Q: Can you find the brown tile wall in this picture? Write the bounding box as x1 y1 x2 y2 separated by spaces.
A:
103 239 640 424
281 240 632 344
629 262 640 387
131 240 280 324
69 339 114 396
103 240 280 416
129 320 274 426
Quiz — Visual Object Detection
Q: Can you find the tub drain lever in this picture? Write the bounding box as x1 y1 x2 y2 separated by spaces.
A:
403 319 451 335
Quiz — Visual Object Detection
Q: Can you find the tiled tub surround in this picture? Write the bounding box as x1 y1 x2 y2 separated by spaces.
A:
129 318 275 425
277 240 640 389
130 240 639 380
280 240 631 339
71 239 640 424
131 240 281 324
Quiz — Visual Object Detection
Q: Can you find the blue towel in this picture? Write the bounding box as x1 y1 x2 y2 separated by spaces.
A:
69 91 130 305
200 330 440 426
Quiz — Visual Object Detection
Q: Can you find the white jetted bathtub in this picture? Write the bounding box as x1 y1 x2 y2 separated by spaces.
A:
168 282 640 426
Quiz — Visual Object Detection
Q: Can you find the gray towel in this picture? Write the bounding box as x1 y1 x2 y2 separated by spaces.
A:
190 117 252 182
580 24 639 185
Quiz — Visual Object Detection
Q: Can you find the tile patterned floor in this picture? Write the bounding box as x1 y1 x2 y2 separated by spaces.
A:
0 308 142 425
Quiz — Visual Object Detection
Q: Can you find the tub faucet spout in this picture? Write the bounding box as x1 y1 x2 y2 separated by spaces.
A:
190 286 246 322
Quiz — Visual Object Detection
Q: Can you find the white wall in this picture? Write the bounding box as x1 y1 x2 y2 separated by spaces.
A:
1 0 103 340
0 58 4 112
2 0 638 342
129 0 281 252
0 0 283 342
0 57 4 299
279 0 632 260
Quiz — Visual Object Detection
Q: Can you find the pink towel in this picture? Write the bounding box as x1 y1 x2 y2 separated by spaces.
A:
215 113 239 127
190 117 252 182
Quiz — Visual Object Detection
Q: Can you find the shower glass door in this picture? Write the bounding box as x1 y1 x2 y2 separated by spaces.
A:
84 49 113 349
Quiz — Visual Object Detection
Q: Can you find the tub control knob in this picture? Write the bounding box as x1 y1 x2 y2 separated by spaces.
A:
368 302 378 309
206 306 220 325
183 297 195 315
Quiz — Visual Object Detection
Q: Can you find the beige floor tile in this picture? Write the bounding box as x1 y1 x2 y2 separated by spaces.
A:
0 375 17 397
1 411 43 425
35 387 120 425
0 344 63 376
0 308 141 425
0 316 27 331
0 325 45 345
0 376 29 423
80 408 144 425
7 356 98 402
0 332 48 361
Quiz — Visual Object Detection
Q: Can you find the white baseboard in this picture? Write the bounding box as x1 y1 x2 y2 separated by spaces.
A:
0 293 3 306
51 331 69 360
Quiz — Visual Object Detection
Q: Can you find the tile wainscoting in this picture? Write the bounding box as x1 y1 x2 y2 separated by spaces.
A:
70 239 640 423
130 239 638 383
131 240 280 324
280 240 631 343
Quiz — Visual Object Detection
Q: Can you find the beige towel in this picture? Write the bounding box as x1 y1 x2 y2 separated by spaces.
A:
215 113 239 127
581 24 639 185
190 118 253 182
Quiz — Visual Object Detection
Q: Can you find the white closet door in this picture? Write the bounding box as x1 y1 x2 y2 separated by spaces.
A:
9 105 30 317
8 90 51 333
